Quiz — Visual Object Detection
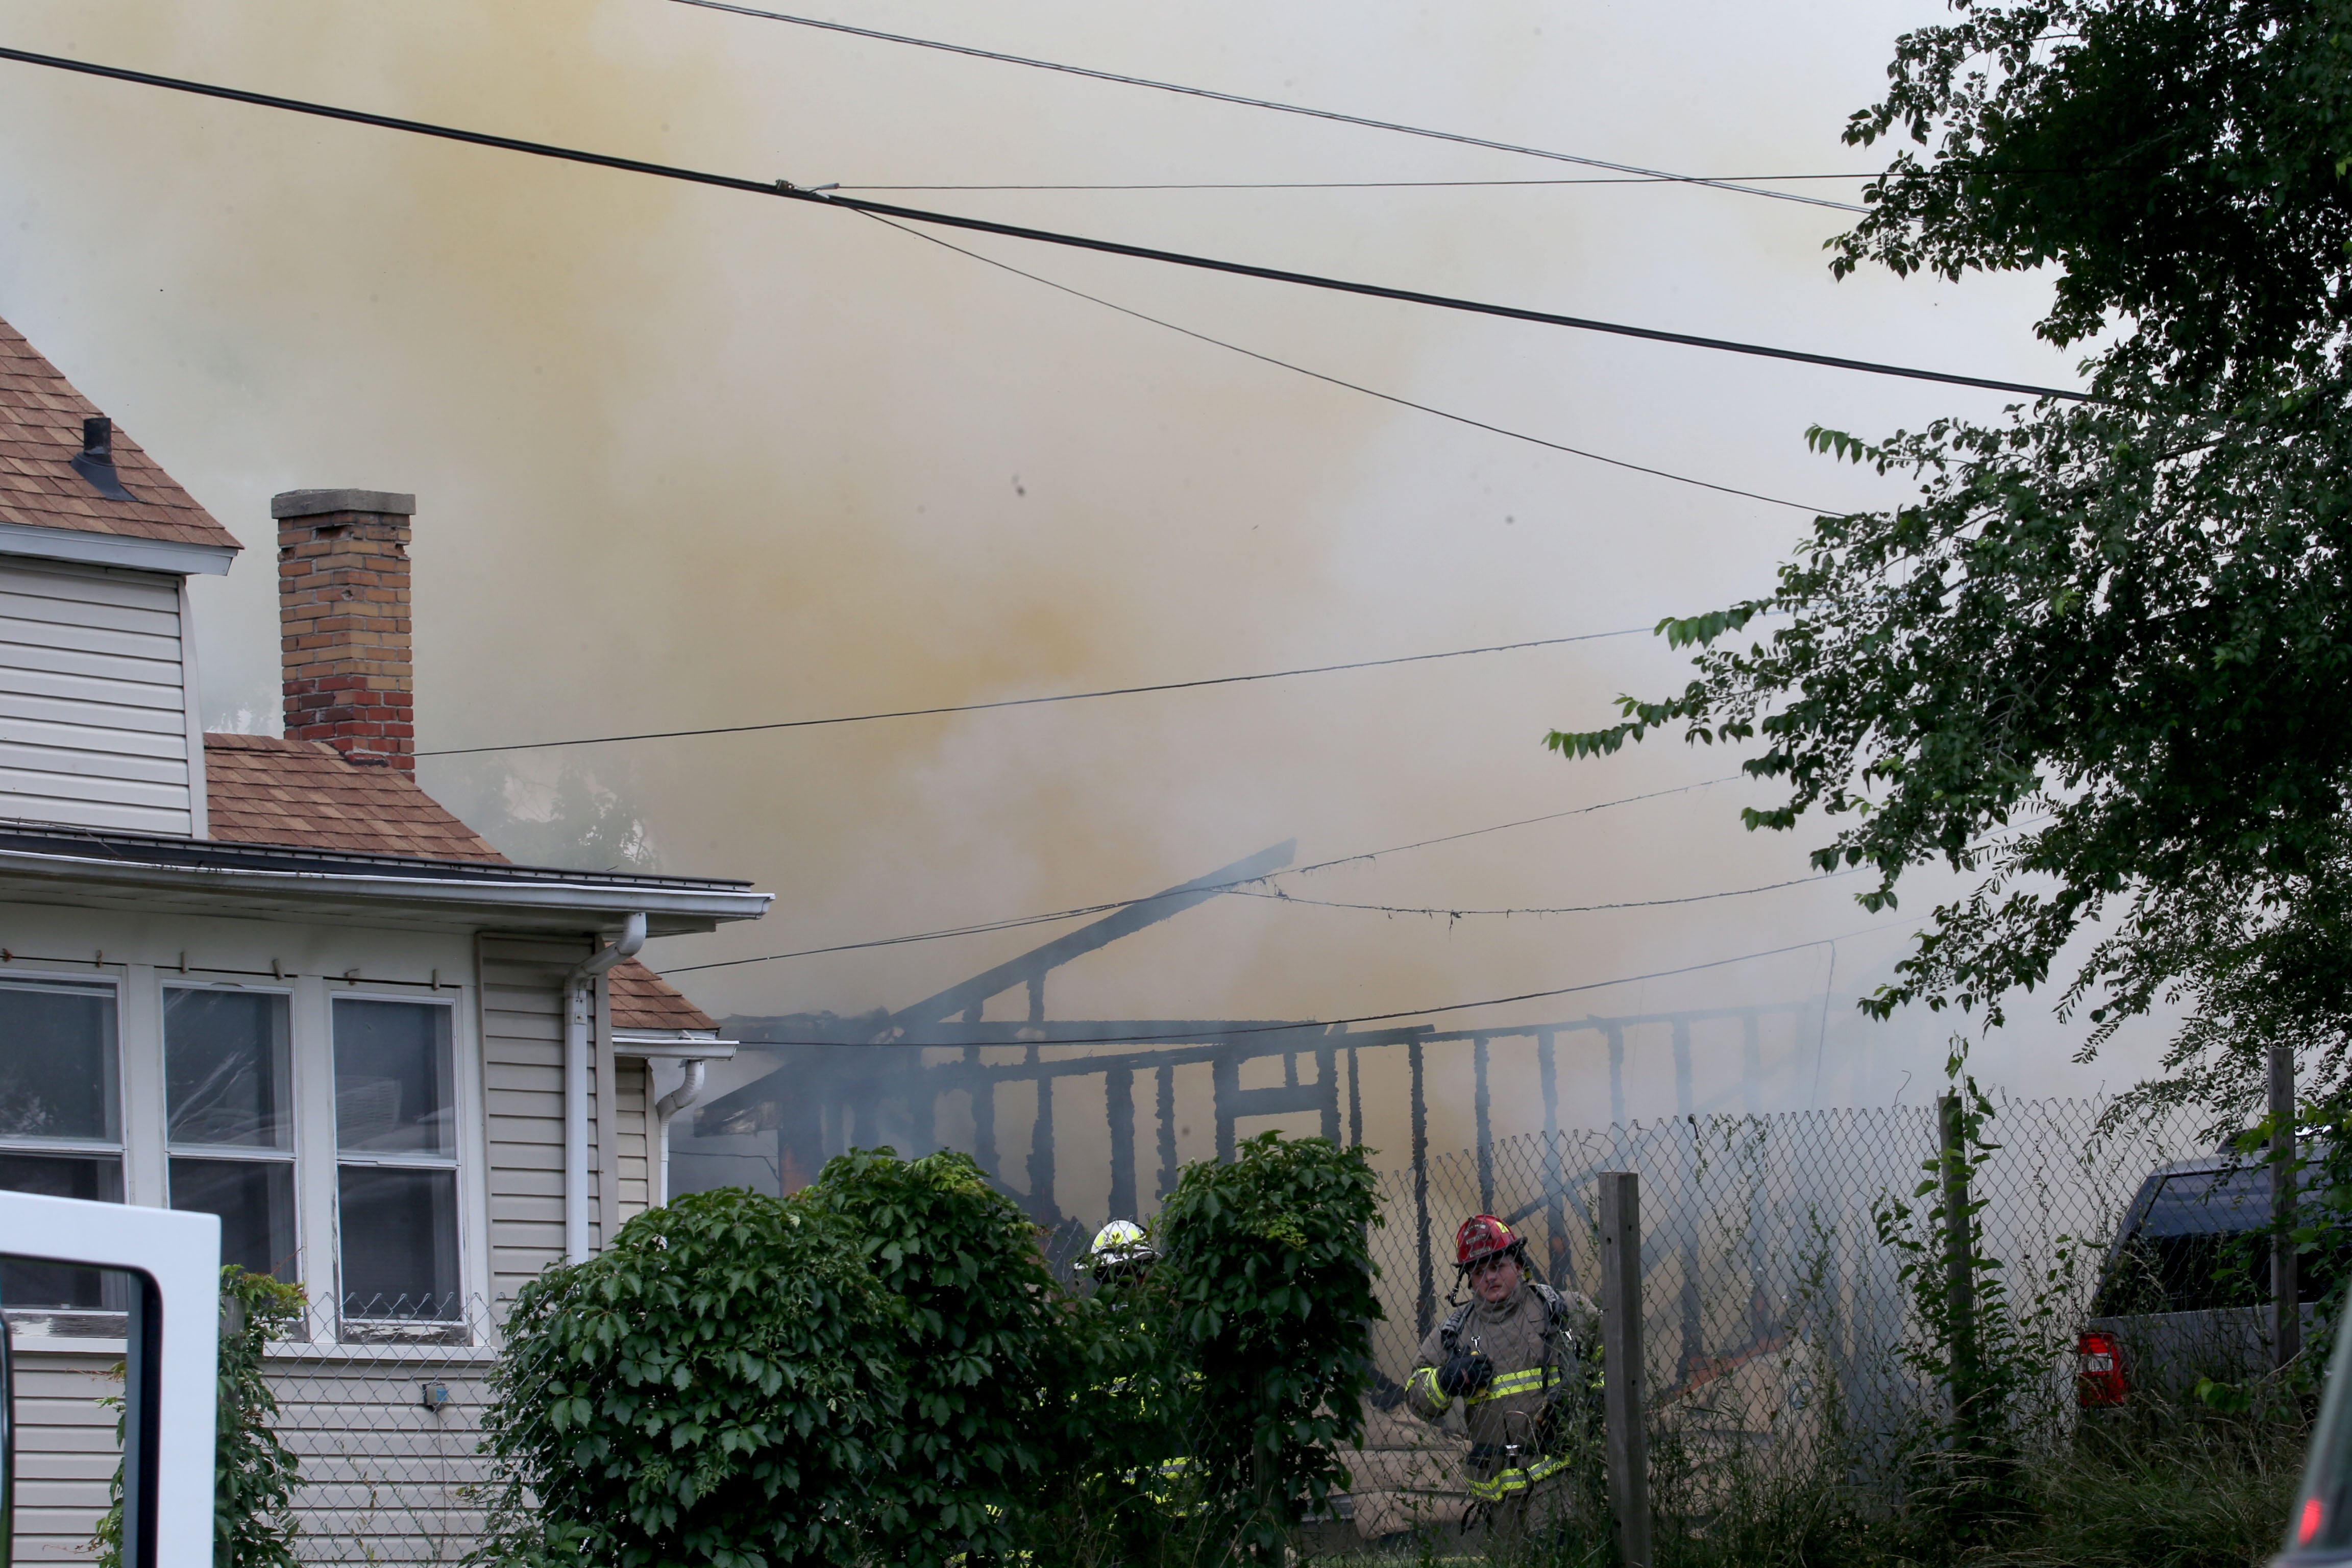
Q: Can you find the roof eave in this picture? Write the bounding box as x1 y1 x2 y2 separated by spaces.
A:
0 519 239 577
0 844 772 936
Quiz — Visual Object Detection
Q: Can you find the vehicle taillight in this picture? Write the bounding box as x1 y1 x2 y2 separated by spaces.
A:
2076 1330 2126 1408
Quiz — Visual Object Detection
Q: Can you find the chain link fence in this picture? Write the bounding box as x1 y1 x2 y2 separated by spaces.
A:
1339 1095 2217 1545
6 1095 2229 1564
264 1301 499 1567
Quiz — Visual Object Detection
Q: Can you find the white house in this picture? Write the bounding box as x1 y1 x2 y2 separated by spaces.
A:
0 315 770 1561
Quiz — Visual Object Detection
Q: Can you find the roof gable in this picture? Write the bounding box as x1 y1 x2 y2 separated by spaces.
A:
0 316 242 552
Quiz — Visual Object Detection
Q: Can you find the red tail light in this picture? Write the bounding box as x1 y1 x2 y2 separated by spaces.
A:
2076 1330 2126 1408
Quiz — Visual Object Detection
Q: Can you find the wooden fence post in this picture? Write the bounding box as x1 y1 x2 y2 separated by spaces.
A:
1938 1093 1981 1436
1598 1171 1651 1568
2272 1044 2301 1369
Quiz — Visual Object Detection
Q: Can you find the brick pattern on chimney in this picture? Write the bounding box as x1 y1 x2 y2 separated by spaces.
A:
279 505 413 772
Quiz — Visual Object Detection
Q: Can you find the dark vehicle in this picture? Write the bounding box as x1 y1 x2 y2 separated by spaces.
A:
2076 1153 2333 1408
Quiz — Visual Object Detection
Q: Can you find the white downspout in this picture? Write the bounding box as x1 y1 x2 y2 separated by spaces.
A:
653 1059 708 1210
565 913 645 1264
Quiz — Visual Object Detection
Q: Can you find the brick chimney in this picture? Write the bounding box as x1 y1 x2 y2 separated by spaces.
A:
273 489 417 773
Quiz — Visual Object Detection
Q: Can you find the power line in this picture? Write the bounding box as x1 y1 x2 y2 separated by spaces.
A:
415 626 1649 757
660 775 1744 972
839 175 1881 192
857 212 1834 512
665 0 1867 214
1230 865 1863 918
697 927 1894 1048
0 45 2096 404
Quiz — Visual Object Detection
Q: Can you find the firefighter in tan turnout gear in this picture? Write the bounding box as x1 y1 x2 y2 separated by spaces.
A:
1406 1214 1600 1535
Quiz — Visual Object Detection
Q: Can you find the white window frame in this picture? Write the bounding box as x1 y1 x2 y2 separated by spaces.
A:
158 979 299 1286
326 990 468 1339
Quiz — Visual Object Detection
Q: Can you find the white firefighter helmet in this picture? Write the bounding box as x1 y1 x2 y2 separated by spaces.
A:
1089 1218 1158 1281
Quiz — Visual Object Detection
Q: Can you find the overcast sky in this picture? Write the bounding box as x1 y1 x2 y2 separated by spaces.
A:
0 0 2166 1123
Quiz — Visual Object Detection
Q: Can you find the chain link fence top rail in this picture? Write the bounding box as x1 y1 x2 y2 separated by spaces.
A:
1345 1095 2216 1534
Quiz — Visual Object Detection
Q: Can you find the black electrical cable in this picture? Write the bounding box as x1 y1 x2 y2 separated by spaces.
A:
660 775 1744 972
856 211 1836 512
690 927 1891 1047
416 626 1649 756
840 176 1882 192
0 45 2096 404
1230 865 1863 918
664 0 1868 214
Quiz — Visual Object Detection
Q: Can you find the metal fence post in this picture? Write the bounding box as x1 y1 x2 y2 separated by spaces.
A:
1937 1093 1980 1433
2272 1043 2300 1368
1598 1171 1651 1568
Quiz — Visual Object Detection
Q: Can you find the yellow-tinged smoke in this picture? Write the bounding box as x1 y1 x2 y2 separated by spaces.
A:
0 0 2160 1202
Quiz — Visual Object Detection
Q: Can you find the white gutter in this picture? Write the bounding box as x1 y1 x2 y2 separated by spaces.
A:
612 1037 739 1210
653 1061 706 1210
0 843 771 930
565 913 645 1264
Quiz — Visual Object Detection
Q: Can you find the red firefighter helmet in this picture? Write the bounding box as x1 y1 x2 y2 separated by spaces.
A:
1454 1214 1524 1272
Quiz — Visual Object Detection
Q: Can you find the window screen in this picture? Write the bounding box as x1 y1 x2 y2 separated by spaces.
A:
0 982 121 1311
164 989 298 1282
333 1000 460 1321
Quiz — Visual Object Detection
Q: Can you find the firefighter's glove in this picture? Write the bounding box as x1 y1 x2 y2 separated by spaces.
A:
1437 1352 1495 1398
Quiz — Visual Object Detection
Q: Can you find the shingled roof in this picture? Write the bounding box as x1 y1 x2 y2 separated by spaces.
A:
0 316 244 552
204 733 714 1030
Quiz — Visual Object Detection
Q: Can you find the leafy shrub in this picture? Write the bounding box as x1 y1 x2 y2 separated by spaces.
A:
96 1267 306 1568
1156 1132 1382 1558
474 1188 903 1568
803 1148 1083 1566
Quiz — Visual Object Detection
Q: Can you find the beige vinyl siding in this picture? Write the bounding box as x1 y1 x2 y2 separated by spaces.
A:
616 1057 650 1221
267 1352 491 1565
477 937 603 1308
0 558 195 836
10 1343 493 1568
9 1349 120 1562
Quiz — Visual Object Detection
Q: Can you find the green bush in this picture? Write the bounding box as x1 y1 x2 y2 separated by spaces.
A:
1157 1131 1382 1559
95 1267 305 1568
803 1148 1083 1566
474 1188 904 1568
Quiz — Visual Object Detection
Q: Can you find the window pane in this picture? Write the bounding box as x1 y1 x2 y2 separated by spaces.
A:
165 990 291 1149
0 983 118 1141
0 1150 122 1308
333 1000 454 1156
337 1166 459 1320
170 1157 298 1282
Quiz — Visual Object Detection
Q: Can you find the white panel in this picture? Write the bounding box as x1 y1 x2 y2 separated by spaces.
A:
0 558 193 835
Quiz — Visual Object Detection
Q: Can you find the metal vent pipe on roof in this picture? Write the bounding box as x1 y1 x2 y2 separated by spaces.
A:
69 416 133 501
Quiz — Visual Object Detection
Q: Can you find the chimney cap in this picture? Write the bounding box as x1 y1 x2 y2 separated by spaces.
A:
272 488 415 519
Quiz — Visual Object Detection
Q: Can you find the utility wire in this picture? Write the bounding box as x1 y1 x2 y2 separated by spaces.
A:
416 626 1649 757
1230 865 1863 918
0 45 2095 404
662 775 1744 972
857 212 1834 512
712 927 1899 1048
840 175 1881 191
665 0 1867 213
